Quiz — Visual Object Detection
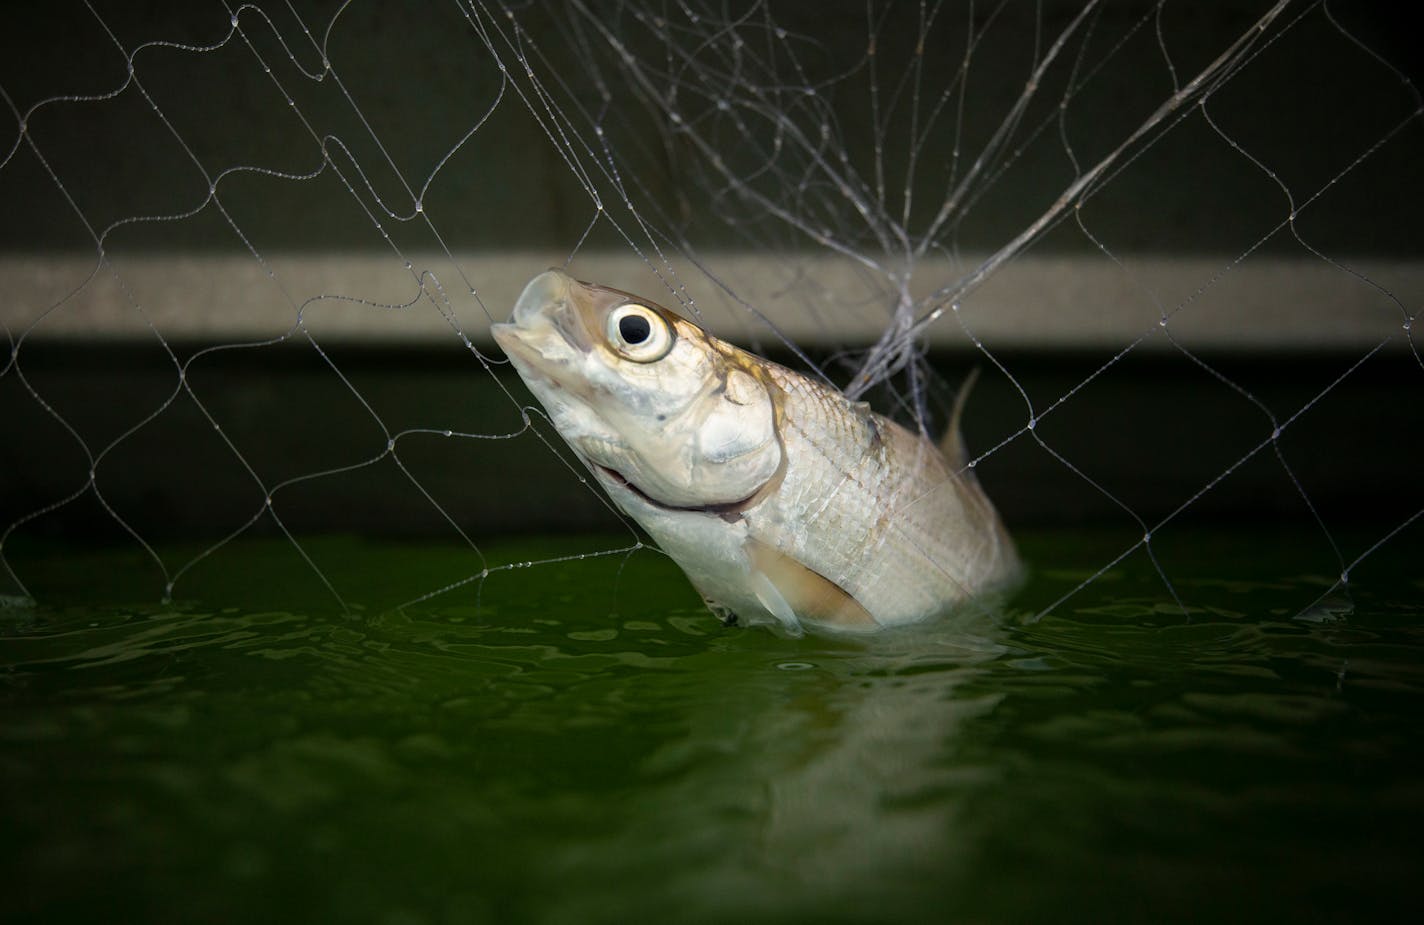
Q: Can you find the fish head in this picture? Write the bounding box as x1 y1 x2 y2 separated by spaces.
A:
492 269 782 509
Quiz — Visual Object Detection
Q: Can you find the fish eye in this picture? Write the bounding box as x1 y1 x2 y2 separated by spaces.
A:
606 303 674 362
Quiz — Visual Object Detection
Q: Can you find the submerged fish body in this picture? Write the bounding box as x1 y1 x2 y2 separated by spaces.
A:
491 269 1019 634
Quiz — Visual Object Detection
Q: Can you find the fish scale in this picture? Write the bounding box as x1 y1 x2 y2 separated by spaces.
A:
750 366 1017 624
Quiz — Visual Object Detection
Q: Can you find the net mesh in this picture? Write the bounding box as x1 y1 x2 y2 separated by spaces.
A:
2 1 1420 620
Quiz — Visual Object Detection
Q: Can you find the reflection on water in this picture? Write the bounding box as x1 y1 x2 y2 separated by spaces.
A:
1 533 1421 923
539 619 1008 922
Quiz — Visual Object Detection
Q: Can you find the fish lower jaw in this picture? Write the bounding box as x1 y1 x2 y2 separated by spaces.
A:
491 325 586 393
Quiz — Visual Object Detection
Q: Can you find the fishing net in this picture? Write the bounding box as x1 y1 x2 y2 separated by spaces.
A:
2 1 1419 620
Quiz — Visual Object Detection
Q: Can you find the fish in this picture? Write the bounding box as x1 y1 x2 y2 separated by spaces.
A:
491 268 1020 634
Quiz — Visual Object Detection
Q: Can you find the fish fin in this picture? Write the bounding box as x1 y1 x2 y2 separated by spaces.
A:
749 571 805 637
746 540 879 632
938 367 980 469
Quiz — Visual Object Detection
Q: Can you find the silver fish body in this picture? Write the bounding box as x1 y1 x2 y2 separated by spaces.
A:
492 269 1019 634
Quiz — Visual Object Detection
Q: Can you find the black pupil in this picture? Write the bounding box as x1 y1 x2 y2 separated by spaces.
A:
619 313 652 345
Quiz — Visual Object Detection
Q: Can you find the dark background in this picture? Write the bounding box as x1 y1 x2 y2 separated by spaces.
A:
2 1 1421 547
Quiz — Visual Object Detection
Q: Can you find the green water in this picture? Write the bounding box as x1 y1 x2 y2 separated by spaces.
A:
2 530 1421 924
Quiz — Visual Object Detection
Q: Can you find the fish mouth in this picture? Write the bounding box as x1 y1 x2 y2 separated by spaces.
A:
592 462 766 522
491 269 592 382
490 322 560 377
511 268 574 326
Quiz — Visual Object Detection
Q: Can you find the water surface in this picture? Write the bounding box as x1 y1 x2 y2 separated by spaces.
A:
3 530 1421 923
